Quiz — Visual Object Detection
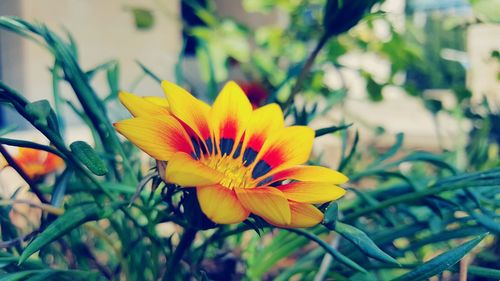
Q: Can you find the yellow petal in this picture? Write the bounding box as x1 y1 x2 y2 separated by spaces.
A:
197 185 249 224
211 81 253 156
277 182 346 204
143 96 170 108
161 81 212 144
251 126 315 179
240 103 284 165
268 165 348 185
165 152 223 187
235 187 291 226
287 202 324 228
114 116 193 160
118 91 170 117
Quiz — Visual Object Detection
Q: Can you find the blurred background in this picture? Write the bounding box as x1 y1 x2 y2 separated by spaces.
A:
0 0 499 163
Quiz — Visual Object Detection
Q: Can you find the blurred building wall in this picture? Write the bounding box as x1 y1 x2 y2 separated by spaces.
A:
0 0 181 126
467 24 500 105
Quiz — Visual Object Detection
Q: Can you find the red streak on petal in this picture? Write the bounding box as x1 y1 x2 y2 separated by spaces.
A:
220 118 238 139
247 134 265 151
167 130 193 155
261 147 285 168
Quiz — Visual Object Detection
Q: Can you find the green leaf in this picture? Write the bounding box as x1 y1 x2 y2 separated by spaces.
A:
467 265 500 279
338 130 359 172
366 76 383 102
468 209 500 234
315 123 353 137
424 99 442 114
129 7 154 30
391 233 488 281
323 201 339 230
70 141 108 176
0 270 103 281
0 271 35 281
106 61 120 100
19 202 123 264
50 168 73 207
369 132 404 167
335 222 400 265
136 60 162 83
285 228 367 273
25 100 51 126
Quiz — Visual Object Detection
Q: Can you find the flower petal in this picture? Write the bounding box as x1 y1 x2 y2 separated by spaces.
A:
266 165 348 185
211 81 253 156
240 104 284 166
114 116 193 160
165 152 223 186
161 81 212 147
118 91 170 117
143 96 170 108
235 187 291 226
251 126 314 179
197 185 249 224
287 202 324 228
277 182 346 204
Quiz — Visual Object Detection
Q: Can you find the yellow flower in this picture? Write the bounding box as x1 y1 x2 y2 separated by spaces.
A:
115 81 348 228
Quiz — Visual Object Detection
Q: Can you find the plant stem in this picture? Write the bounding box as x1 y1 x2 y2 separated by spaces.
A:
164 228 198 280
0 145 49 204
282 33 330 110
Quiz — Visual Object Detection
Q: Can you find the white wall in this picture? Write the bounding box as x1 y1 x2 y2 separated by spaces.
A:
0 0 182 125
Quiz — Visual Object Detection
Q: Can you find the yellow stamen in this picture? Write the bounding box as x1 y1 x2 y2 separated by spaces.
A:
203 155 252 189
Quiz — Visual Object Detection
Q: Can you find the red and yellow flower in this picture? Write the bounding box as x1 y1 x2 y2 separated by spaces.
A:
115 81 347 228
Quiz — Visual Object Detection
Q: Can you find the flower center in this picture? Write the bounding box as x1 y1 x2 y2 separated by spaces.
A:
203 155 252 189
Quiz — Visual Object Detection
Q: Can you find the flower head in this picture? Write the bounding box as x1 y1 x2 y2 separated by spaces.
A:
13 147 63 179
115 81 348 228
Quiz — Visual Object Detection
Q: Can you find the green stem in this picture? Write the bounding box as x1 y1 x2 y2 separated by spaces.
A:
0 137 65 158
164 228 198 280
0 145 49 204
282 33 330 110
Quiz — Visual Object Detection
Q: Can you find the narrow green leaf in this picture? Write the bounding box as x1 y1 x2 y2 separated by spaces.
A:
369 132 404 167
69 141 108 176
468 210 500 234
0 271 35 281
50 168 73 207
467 265 500 279
136 60 162 83
335 222 399 265
391 233 488 281
106 61 120 100
338 130 359 172
404 226 486 251
19 202 123 264
0 270 103 281
315 123 353 138
285 228 367 273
